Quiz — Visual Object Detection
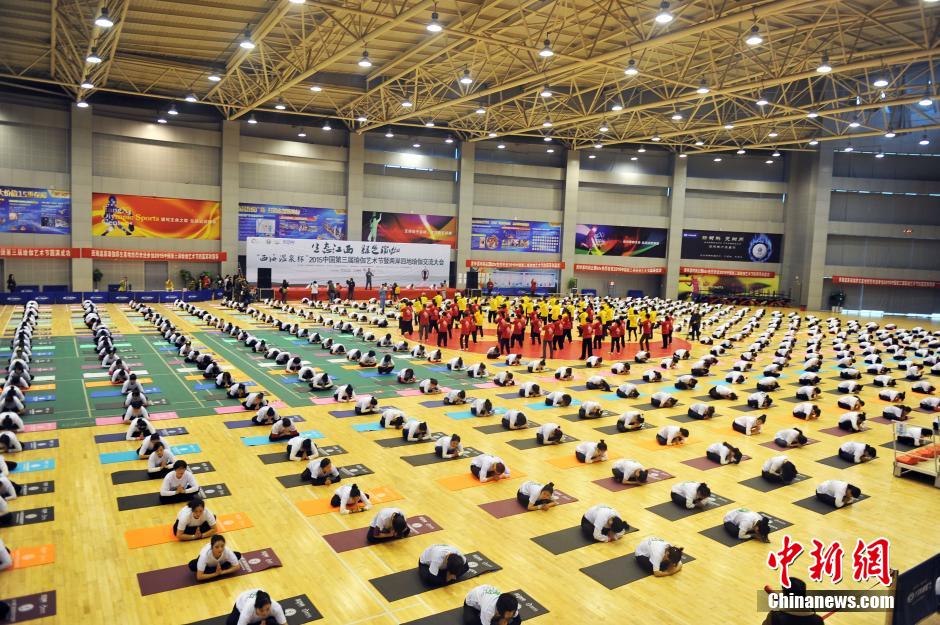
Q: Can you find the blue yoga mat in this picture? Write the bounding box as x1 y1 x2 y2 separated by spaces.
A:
526 399 582 411
99 443 200 465
352 422 384 432
445 408 507 420
89 386 160 399
25 394 55 403
599 393 625 401
10 459 55 473
358 371 396 378
240 430 323 447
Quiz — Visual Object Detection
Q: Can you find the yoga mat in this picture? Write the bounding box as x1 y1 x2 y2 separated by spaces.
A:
213 405 248 414
401 590 546 625
474 421 540 434
186 595 321 625
295 485 402 516
5 507 54 526
89 386 159 398
258 445 347 465
370 551 501 602
591 468 674 492
99 443 200 465
680 455 753 471
880 440 919 452
137 548 282 596
793 493 870 515
323 515 442 553
759 438 820 450
95 398 167 411
0 591 56 623
401 447 483 467
111 461 214 485
420 399 479 409
581 553 695 589
546 453 620 470
646 493 734 520
10 544 55 570
445 408 507 420
595 422 655 435
9 459 54 474
526 399 582 411
352 422 384 432
738 473 811 492
437 470 525 491
699 512 793 547
818 426 867 438
24 394 54 403
25 407 53 416
532 524 638 555
816 455 864 469
95 427 187 443
20 439 58 451
330 406 399 419
240 430 323 447
508 434 578 450
558 409 617 423
124 512 252 548
276 464 374 488
95 411 177 426
376 432 445 448
225 415 304 429
479 490 577 518
117 482 229 511
22 423 55 433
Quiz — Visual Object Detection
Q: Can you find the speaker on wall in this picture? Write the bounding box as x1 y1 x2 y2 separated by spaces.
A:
466 266 479 290
257 267 272 289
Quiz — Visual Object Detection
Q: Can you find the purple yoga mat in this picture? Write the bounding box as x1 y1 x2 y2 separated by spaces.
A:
479 490 577 518
224 416 305 430
759 437 821 450
868 417 896 426
681 455 752 471
818 426 867 438
592 468 675 492
0 591 56 622
137 548 282 596
323 515 441 553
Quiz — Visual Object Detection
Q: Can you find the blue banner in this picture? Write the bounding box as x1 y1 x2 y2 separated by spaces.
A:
238 203 346 241
0 186 71 234
470 218 561 254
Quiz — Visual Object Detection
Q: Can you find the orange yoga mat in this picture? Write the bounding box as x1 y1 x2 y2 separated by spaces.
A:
11 544 55 569
124 512 253 549
184 375 204 381
86 377 152 389
29 383 56 392
546 454 621 470
634 438 687 451
436 470 526 491
295 485 403 517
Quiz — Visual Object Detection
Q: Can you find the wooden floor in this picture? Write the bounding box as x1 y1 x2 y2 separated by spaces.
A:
4 301 939 625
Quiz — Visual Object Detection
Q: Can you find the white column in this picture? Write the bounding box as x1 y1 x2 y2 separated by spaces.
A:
663 155 687 299
346 133 365 241
219 121 240 276
559 149 580 291
70 105 93 291
803 147 833 309
455 141 475 285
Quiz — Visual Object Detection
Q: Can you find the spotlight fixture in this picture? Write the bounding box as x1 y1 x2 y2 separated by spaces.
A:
539 38 554 57
542 120 553 127
671 111 683 121
588 154 596 159
309 85 322 92
475 107 486 115
86 48 102 64
168 105 178 116
848 118 860 128
543 136 552 142
884 129 896 138
654 1 673 24
445 136 454 144
611 103 623 111
425 121 435 127
806 110 819 118
356 115 367 122
843 145 853 152
321 120 331 131
696 80 709 95
599 123 609 132
678 152 687 158
651 135 661 142
637 147 647 153
919 95 933 107
919 135 930 146
874 152 885 159
488 132 497 137
412 143 421 148
713 157 722 162
358 51 372 68
745 25 763 46
384 129 394 138
76 100 89 108
546 148 555 153
208 73 221 82
624 59 639 76
497 144 506 149
460 69 473 85
540 87 553 98
240 29 256 50
297 128 307 137
426 11 443 32
401 99 413 108
872 76 889 88
808 139 819 146
247 114 258 124
288 0 305 4
755 93 769 106
816 53 832 73
594 143 603 149
724 123 734 130
768 131 778 138
185 93 198 102
772 151 781 157
80 81 95 90
274 99 286 110
630 156 638 161
94 8 114 28
765 160 774 164
156 114 167 124
694 140 704 146
736 149 746 155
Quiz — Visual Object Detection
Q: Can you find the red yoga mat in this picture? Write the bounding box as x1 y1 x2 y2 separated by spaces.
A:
323 515 441 553
136 548 281 596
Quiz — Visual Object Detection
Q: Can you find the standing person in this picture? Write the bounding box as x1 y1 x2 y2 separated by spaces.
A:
530 314 542 346
579 317 594 360
400 302 414 337
165 277 175 292
497 315 512 355
327 280 336 301
365 268 374 290
561 312 573 345
530 278 537 296
688 308 701 341
541 318 555 359
592 315 603 351
511 315 526 350
346 277 355 300
459 313 472 349
309 281 319 301
279 279 288 304
378 284 387 313
486 278 494 296
660 315 673 349
609 318 624 354
418 306 430 341
626 307 638 341
639 314 653 352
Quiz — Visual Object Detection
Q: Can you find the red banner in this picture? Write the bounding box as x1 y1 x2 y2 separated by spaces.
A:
832 276 940 288
680 266 775 278
575 263 665 274
467 260 564 269
85 249 227 262
0 246 77 258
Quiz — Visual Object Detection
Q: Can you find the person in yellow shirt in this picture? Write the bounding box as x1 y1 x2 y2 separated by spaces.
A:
457 297 467 313
414 299 424 314
165 278 174 292
474 308 484 340
626 308 638 341
551 303 561 321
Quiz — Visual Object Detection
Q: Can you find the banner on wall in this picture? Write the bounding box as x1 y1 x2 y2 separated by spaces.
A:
92 193 220 240
246 237 449 286
832 276 940 288
0 186 71 235
86 249 227 262
467 260 564 269
575 225 667 257
681 230 782 263
677 272 780 298
238 203 345 241
489 268 559 295
470 218 561 254
0 246 77 258
575 264 665 274
679 266 775 278
362 211 457 247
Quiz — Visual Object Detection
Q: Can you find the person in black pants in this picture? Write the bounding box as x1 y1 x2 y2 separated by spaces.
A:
689 309 701 341
365 268 373 289
579 322 594 360
346 277 355 300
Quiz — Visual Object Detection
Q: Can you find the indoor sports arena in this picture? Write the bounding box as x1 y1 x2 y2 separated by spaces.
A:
0 1 939 624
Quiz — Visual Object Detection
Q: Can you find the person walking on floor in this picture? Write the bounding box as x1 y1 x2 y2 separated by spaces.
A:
379 284 387 313
639 314 653 352
365 269 373 290
579 318 594 360
689 308 701 342
661 315 673 349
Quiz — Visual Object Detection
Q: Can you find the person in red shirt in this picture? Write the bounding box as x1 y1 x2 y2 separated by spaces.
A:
639 314 654 352
530 316 542 345
530 279 537 296
608 318 624 354
592 317 604 350
428 305 439 338
561 313 573 346
497 317 512 355
418 308 430 341
437 311 450 348
467 312 478 344
660 315 674 349
553 318 565 352
400 304 414 337
579 320 595 360
511 317 526 350
542 320 555 359
459 314 472 349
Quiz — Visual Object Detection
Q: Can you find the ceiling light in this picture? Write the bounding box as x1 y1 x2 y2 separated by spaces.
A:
542 121 553 128
401 99 413 108
247 114 258 125
543 135 552 142
919 135 930 146
208 73 221 82
624 59 639 76
588 154 596 159
808 139 819 146
426 11 443 32
76 100 89 109
460 69 473 85
696 80 709 95
94 8 114 28
694 140 704 146
357 115 367 122
872 76 889 88
274 99 286 110
736 149 746 155
816 53 832 73
168 105 178 116
488 132 497 137
599 123 609 132
630 156 638 161
497 144 506 149
321 121 331 131
540 87 553 98
724 123 734 130
806 110 819 118
678 152 687 158
384 129 394 138
651 135 661 142
765 160 774 164
86 48 102 64
772 151 781 157
611 103 623 111
445 136 454 144
288 0 305 4
412 143 421 148
310 85 322 92
80 81 94 89
874 152 885 159
768 131 778 138
240 30 256 50
539 38 554 57
475 107 486 115
156 115 167 124
546 148 555 153
594 143 603 149
919 95 933 107
671 111 683 121
843 145 853 152
425 121 435 127
654 1 673 24
745 25 763 46
637 147 646 153
848 118 860 128
185 93 197 102
358 51 372 68
755 93 768 106
297 128 307 137
713 157 722 162
884 129 896 138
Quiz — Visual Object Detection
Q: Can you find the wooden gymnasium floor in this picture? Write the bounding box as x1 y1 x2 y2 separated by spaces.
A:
4 300 940 625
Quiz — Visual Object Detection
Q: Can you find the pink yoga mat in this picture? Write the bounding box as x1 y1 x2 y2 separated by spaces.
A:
214 405 247 414
760 438 821 449
23 422 56 433
136 548 281 596
323 515 441 553
395 389 424 397
592 468 674 492
479 490 577 518
681 455 752 471
473 382 498 389
818 426 867 438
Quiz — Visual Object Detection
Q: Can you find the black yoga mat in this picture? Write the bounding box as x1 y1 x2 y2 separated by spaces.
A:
375 432 445 448
507 434 577 450
276 464 373 488
532 524 637 555
369 552 501 602
645 493 734 521
401 590 547 625
110 461 214 485
186 595 322 625
698 512 793 547
580 552 695 589
401 447 483 467
257 445 347 465
116 483 229 511
793 493 870 515
738 473 810 492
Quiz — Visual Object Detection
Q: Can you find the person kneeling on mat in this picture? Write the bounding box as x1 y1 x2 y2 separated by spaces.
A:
616 411 644 432
656 425 688 446
838 412 866 432
443 389 466 405
636 537 684 577
687 403 715 420
723 508 771 543
578 401 604 419
419 378 441 394
581 504 628 542
494 371 515 387
419 545 469 586
612 459 648 484
354 395 378 415
896 425 932 447
302 457 341 486
397 368 416 384
774 428 808 449
402 419 430 442
838 442 876 464
671 481 710 509
650 392 678 409
470 398 494 417
502 410 527 430
189 535 242 581
367 507 411 543
535 423 563 445
379 409 405 429
518 381 541 398
762 455 798 484
435 434 462 458
287 437 318 461
575 440 607 464
226 589 287 625
269 418 298 442
161 460 201 504
331 483 371 514
517 480 558 511
173 497 217 541
147 443 175 478
470 454 509 482
616 383 639 399
706 441 743 465
733 414 766 436
585 375 610 392
815 480 861 508
464 586 520 625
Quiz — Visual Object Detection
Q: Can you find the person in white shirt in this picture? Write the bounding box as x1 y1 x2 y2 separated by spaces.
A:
516 481 558 511
575 440 608 464
756 377 780 392
243 392 268 413
554 366 573 381
921 396 940 412
402 419 430 442
0 536 12 572
882 404 912 421
137 432 165 459
656 426 688 446
367 507 411 543
706 441 743 465
0 412 23 433
330 483 371 514
355 395 378 415
469 398 494 417
505 354 522 366
161 460 201 504
411 344 427 359
687 403 715 420
616 383 639 399
468 364 488 379
535 423 563 445
838 412 866 432
435 434 463 458
585 375 610 391
815 480 862 508
747 392 772 409
121 374 144 395
447 357 464 371
286 436 318 461
896 425 932 447
470 455 509 482
502 409 527 430
188 535 242 581
879 389 906 403
796 386 820 401
227 589 287 625
837 395 864 411
419 378 441 394
379 409 406 429
762 455 798 484
671 481 711 509
147 442 176 477
872 375 896 388
634 351 650 363
126 417 155 441
635 537 684 577
674 375 697 390
798 372 821 386
526 359 546 373
419 545 469 586
252 405 279 426
518 381 541 398
774 428 808 449
397 368 416 384
642 369 663 383
650 392 677 408
723 508 771 543
792 402 821 420
173 497 216 540
268 418 298 442
493 371 515 387
838 442 876 464
427 348 443 363
443 389 466 405
585 355 603 368
611 362 630 375
581 504 628 542
709 385 738 400
302 457 341 486
463 585 520 625
579 400 604 419
307 372 333 391
377 354 396 375
616 411 644 432
912 380 935 395
732 414 766 435
297 366 316 383
611 459 648 484
333 384 355 402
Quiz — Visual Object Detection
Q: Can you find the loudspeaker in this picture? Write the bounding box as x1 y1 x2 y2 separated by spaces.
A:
466 267 479 290
257 267 272 289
